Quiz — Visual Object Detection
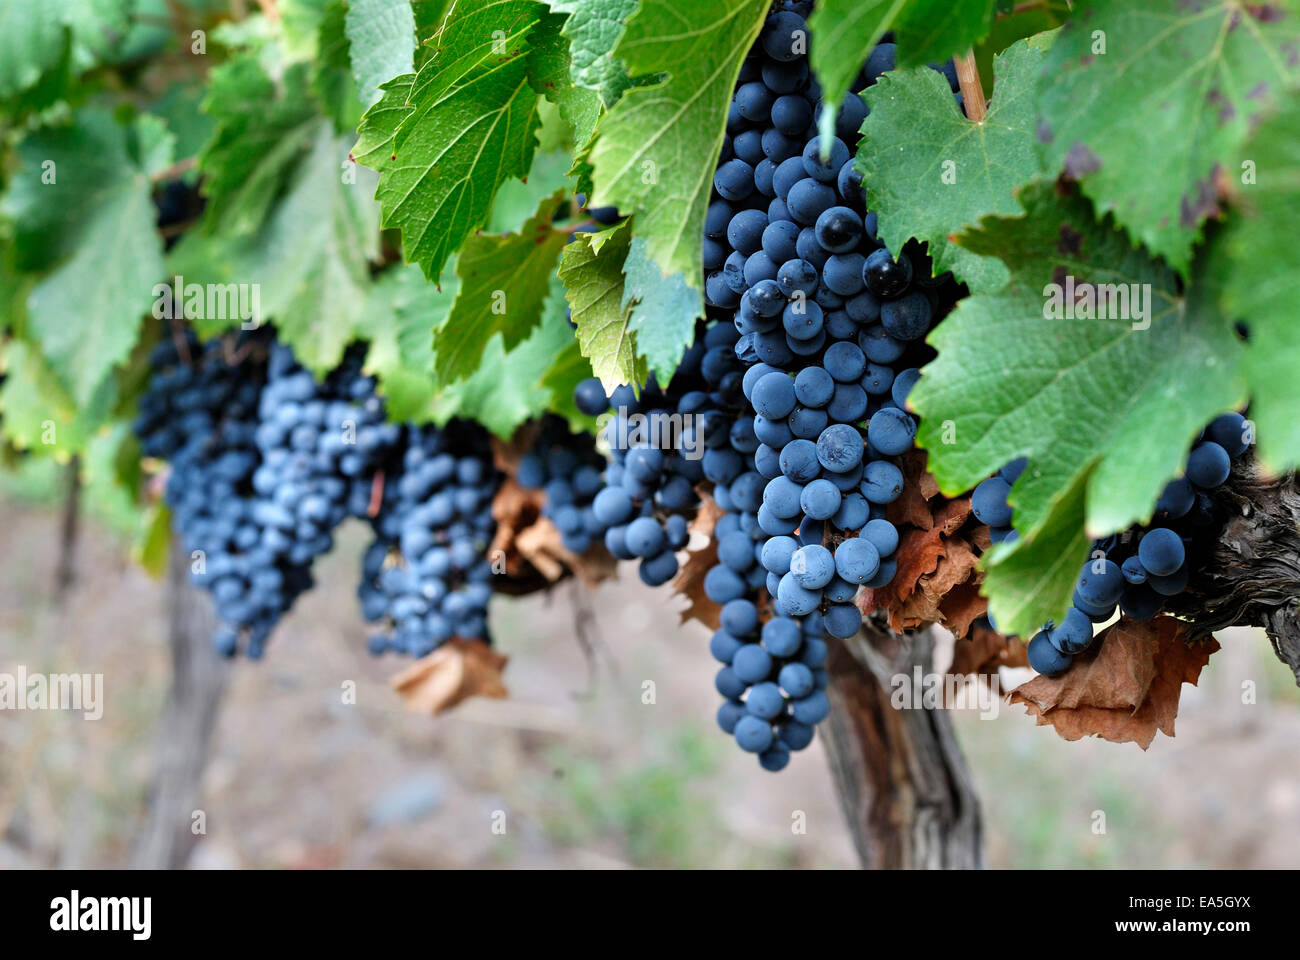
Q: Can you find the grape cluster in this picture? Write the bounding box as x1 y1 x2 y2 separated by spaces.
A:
973 413 1254 675
570 331 721 588
695 6 964 765
138 330 503 659
515 417 608 555
251 342 400 569
359 421 500 656
135 330 316 658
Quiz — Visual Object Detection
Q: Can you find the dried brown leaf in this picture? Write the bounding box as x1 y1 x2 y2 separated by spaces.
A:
893 538 981 632
936 581 988 642
889 449 940 529
666 487 724 630
1008 617 1219 749
488 443 616 590
391 639 509 715
673 544 721 630
951 620 1023 676
863 496 975 622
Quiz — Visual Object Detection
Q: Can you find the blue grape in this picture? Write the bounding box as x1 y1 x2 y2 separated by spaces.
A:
790 544 835 588
862 248 913 298
794 366 835 407
1027 632 1072 676
866 407 915 456
1138 527 1184 577
834 537 880 584
801 136 848 182
1186 441 1231 488
814 205 863 253
816 422 865 473
880 290 931 341
799 478 842 520
823 341 866 382
860 460 903 504
971 476 1013 527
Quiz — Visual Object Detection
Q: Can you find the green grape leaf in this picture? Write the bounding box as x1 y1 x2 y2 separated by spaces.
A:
350 72 414 171
487 149 574 233
197 56 321 236
0 0 67 98
365 23 543 279
407 0 540 104
413 0 452 45
545 0 638 106
132 112 178 179
588 0 769 295
527 9 602 147
174 123 382 371
149 83 217 175
557 218 644 390
133 502 173 580
2 110 163 406
980 467 1093 638
281 0 333 59
912 182 1243 568
859 32 1053 292
1213 92 1300 472
541 337 597 430
892 0 996 68
810 0 996 147
345 0 417 106
435 191 568 383
363 261 459 423
0 0 134 100
0 338 119 458
1036 0 1300 275
621 237 700 387
439 273 575 437
313 0 365 131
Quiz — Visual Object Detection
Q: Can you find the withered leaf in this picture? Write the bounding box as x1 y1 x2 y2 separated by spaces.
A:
391 639 509 715
489 449 616 589
951 620 1025 677
672 486 723 630
1008 616 1218 749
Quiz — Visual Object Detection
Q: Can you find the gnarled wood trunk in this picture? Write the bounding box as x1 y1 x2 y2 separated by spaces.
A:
1164 456 1300 683
823 623 983 869
130 539 230 869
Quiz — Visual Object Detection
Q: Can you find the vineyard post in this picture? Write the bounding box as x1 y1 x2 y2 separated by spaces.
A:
130 537 231 869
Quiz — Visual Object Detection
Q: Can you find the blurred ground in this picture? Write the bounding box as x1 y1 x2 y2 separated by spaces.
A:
1 495 1298 869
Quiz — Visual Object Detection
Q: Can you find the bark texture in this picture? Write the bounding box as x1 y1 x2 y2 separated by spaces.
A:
131 539 230 869
823 622 984 869
1164 456 1300 684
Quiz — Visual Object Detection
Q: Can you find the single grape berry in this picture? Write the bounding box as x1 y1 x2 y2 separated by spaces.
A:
1137 527 1185 577
573 378 609 416
813 206 863 254
862 248 913 298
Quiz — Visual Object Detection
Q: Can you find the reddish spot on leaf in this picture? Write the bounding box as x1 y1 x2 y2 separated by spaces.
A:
1246 3 1284 22
1178 166 1223 227
1064 141 1101 177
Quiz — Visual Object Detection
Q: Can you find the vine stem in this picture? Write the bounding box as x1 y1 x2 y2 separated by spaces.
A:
149 156 197 184
367 470 386 518
953 51 987 123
